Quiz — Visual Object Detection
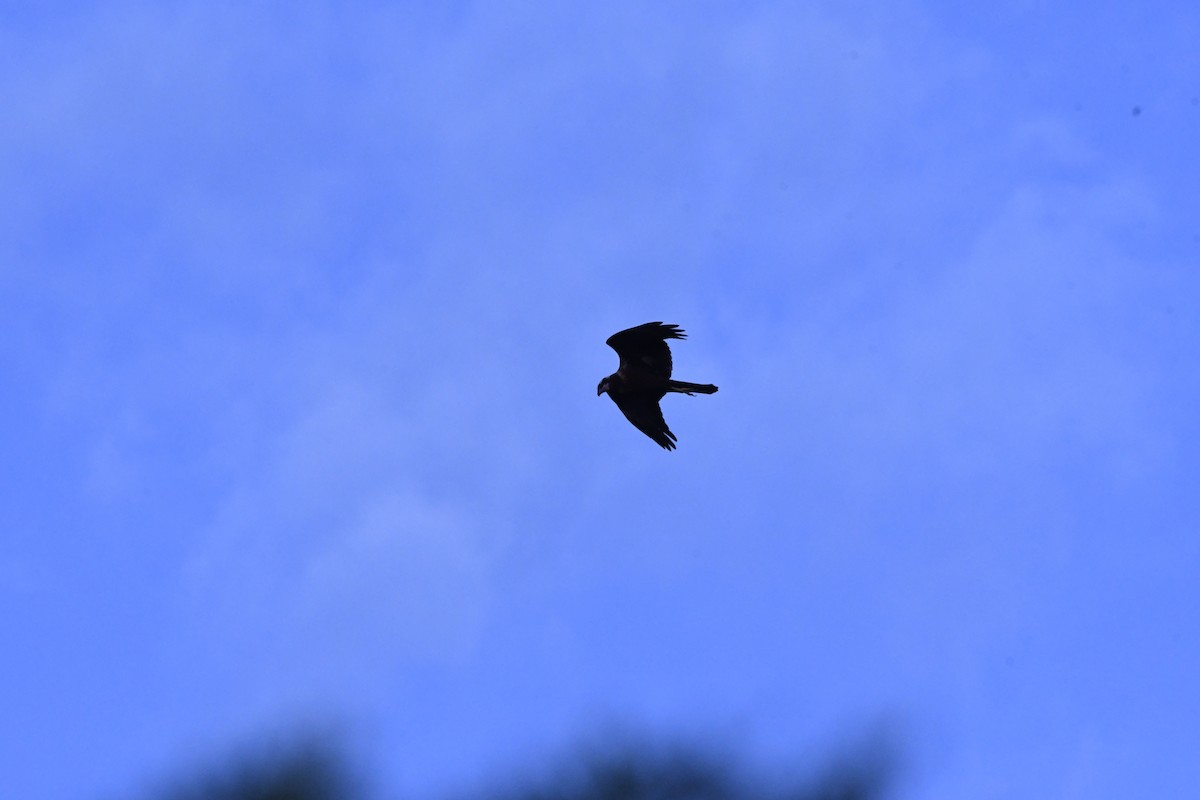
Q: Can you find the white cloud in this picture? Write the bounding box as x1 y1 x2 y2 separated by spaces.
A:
185 377 496 677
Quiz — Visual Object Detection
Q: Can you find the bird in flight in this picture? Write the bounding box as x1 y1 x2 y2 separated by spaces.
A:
597 322 718 450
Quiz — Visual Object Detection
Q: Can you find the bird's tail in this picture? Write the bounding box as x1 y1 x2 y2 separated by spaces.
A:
667 380 718 396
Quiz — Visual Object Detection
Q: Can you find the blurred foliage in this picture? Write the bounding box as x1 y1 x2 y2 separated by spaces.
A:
150 741 361 800
137 730 895 800
489 735 896 800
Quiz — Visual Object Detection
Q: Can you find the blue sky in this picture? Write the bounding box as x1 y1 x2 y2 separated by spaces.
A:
2 2 1198 798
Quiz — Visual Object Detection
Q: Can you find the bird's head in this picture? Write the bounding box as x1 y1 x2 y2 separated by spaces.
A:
597 377 610 396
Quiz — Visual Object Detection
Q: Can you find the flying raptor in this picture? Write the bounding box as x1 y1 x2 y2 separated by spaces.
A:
597 322 718 450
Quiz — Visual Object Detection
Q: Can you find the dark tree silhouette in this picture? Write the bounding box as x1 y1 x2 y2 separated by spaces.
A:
135 730 896 800
487 737 894 800
148 741 360 800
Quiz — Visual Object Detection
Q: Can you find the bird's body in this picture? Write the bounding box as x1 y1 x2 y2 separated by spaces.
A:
597 322 717 450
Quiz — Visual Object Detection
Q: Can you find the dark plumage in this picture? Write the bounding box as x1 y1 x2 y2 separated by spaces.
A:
597 322 718 450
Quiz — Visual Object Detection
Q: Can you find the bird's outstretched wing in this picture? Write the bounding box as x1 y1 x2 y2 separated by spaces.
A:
610 393 678 450
605 322 685 379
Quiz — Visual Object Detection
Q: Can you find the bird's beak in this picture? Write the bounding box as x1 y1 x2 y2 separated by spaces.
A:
597 386 604 396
